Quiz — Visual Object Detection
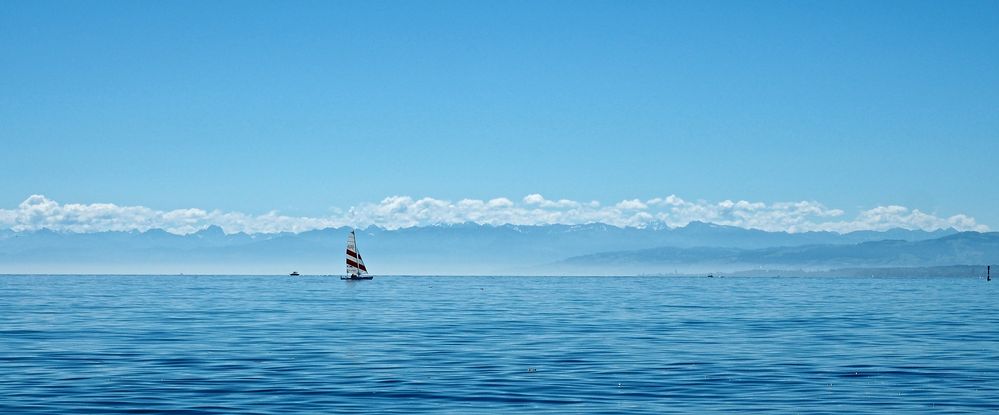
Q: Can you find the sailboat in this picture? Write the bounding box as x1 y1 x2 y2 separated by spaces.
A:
341 229 373 280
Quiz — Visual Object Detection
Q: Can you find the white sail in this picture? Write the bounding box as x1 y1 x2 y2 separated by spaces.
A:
346 229 368 276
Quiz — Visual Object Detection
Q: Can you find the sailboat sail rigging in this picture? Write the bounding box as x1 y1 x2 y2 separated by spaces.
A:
342 229 373 280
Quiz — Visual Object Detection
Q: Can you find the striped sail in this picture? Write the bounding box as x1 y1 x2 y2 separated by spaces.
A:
346 230 368 276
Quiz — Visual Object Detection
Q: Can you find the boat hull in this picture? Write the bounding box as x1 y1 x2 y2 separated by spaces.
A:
340 276 373 280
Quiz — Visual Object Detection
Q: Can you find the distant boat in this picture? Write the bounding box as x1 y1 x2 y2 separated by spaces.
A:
290 271 300 276
341 229 373 280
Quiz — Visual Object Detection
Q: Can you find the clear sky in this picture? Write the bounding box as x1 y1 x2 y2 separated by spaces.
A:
2 1 998 229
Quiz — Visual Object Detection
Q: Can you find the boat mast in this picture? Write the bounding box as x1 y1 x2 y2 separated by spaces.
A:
355 229 362 276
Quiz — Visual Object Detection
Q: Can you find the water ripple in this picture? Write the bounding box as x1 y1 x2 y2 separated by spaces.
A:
1 275 997 413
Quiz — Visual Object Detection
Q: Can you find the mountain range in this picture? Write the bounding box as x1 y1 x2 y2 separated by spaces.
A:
2 222 994 275
553 231 999 275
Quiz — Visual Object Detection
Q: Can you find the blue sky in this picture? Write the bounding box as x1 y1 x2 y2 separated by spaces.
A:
2 1 998 230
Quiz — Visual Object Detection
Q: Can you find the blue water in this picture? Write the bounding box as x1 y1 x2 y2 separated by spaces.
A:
1 275 996 414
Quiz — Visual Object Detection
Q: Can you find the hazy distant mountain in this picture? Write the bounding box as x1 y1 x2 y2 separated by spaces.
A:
0 222 968 275
728 265 991 278
552 232 999 275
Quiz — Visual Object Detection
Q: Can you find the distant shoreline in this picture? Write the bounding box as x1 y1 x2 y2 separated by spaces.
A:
0 265 990 278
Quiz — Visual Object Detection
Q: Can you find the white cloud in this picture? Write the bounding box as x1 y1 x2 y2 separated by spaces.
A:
0 194 989 235
615 199 648 210
522 193 580 209
522 194 545 205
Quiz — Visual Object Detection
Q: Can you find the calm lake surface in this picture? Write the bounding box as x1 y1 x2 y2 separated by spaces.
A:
1 275 996 414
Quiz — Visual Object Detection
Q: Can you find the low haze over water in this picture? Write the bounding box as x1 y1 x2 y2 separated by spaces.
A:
1 275 996 413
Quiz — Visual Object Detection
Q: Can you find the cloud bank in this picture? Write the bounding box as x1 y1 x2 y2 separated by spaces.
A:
0 194 988 235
